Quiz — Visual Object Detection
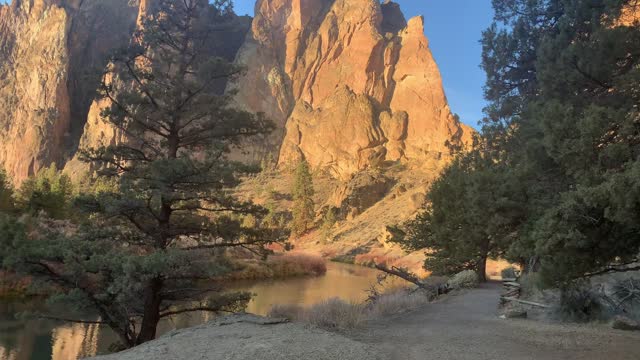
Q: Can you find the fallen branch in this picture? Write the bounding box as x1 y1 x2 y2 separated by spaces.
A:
501 296 550 308
374 264 449 295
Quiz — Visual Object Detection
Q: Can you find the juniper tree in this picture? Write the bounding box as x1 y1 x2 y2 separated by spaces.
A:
0 0 280 347
291 159 315 236
393 138 525 281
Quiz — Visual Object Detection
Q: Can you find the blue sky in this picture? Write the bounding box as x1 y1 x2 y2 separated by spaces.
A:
234 1 495 128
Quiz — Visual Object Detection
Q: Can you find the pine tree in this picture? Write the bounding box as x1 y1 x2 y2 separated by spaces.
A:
291 159 315 236
0 0 281 348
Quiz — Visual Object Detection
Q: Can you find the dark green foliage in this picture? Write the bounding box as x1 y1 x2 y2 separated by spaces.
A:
556 283 605 322
395 140 524 281
0 0 281 348
16 164 74 219
320 207 338 241
485 0 640 285
0 168 14 213
292 160 315 236
399 0 640 287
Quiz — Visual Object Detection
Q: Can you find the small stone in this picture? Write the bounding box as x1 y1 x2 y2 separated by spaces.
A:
611 316 640 331
503 309 528 319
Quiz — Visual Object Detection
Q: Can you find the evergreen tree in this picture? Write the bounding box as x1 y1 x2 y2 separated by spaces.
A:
403 0 639 285
291 159 315 236
394 139 525 281
16 164 73 219
320 207 337 242
0 168 14 213
397 0 640 285
0 0 280 348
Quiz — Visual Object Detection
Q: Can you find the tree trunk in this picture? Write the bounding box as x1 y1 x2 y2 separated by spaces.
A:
136 277 163 345
477 256 488 282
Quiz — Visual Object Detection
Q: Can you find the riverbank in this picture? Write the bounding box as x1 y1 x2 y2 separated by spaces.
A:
92 283 640 360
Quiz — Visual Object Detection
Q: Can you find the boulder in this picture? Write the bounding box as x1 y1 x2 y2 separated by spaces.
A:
611 316 640 331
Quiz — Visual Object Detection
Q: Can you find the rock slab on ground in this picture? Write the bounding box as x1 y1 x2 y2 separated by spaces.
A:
612 315 640 331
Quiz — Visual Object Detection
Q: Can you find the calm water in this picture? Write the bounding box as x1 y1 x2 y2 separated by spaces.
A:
0 262 396 360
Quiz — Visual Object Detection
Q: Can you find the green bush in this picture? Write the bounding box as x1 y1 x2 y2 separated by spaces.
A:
501 267 518 280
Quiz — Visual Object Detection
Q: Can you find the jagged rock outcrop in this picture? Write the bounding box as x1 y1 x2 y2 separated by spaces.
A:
232 0 473 178
0 0 139 183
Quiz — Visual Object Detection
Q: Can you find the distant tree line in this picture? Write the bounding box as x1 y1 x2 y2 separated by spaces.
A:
393 0 640 286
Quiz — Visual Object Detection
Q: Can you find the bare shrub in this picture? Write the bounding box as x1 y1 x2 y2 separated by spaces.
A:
225 253 327 281
267 304 304 320
612 278 640 308
267 289 433 331
368 290 430 317
269 253 327 277
303 298 367 330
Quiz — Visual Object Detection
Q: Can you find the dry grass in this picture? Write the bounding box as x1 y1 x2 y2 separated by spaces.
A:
368 289 431 318
267 288 432 331
226 252 327 281
269 253 327 277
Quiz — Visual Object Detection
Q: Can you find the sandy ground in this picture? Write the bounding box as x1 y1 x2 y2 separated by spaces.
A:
92 283 640 360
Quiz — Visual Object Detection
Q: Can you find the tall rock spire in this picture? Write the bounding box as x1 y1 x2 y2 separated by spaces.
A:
231 0 473 179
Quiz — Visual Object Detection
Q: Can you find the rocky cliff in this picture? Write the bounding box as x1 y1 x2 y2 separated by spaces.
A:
0 0 140 183
0 0 250 183
231 0 473 179
0 0 475 272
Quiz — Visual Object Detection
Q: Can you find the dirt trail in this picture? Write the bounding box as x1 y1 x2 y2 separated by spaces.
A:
349 282 640 360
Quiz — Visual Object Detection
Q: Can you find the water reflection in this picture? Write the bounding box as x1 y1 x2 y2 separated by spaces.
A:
0 262 399 360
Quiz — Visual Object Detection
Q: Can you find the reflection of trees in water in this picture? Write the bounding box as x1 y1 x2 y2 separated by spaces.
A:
51 323 100 360
0 299 105 360
0 346 18 360
0 263 397 359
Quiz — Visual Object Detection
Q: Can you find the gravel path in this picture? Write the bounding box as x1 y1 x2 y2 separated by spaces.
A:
349 282 640 360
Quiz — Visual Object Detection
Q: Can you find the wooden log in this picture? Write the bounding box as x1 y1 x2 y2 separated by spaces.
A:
503 282 521 288
501 296 550 308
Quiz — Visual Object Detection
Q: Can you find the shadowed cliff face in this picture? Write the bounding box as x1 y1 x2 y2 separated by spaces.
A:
0 0 251 183
231 0 474 179
0 0 139 183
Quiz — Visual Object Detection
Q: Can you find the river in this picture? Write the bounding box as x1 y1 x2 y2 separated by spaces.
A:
0 262 397 360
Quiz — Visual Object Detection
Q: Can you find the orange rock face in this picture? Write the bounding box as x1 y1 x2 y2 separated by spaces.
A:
232 0 473 178
0 0 472 183
0 0 139 183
